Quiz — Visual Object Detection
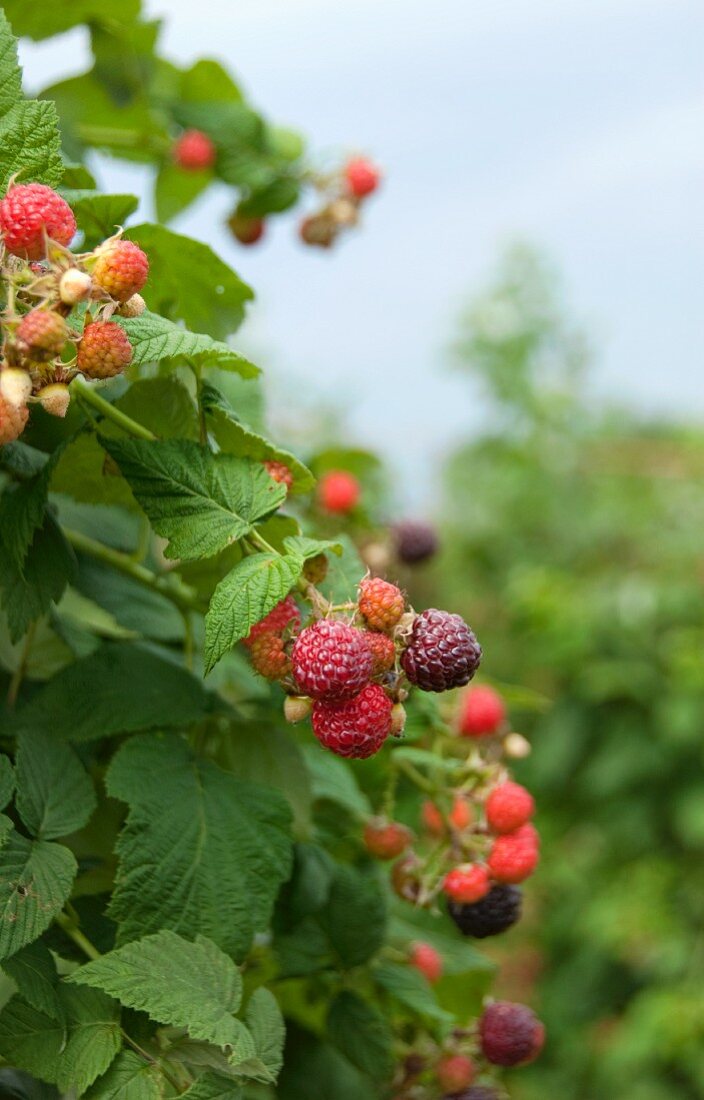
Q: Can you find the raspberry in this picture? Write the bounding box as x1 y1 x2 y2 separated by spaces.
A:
16 309 68 361
173 129 216 170
0 183 76 260
364 631 396 676
422 796 473 836
436 1054 475 1093
443 864 491 905
249 632 291 680
59 268 92 305
0 369 31 408
302 552 328 585
409 942 442 984
312 682 391 758
448 884 522 938
284 695 312 724
318 469 360 513
292 619 372 702
37 383 70 418
228 212 265 246
390 702 407 737
245 595 300 648
363 818 412 860
299 214 336 249
263 459 293 490
486 782 535 834
445 1089 500 1100
93 239 149 302
391 854 422 903
358 576 405 632
487 824 539 884
459 686 506 737
118 293 146 318
0 393 29 444
344 156 381 198
392 519 439 565
401 609 481 693
479 1001 545 1067
77 321 133 379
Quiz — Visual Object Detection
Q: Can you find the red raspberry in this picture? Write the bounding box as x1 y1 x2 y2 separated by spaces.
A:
77 321 132 379
488 824 540 884
358 576 405 632
93 239 149 302
422 795 473 836
409 942 442 984
264 459 293 490
249 632 291 681
245 595 301 647
229 212 265 245
486 782 535 834
318 469 360 514
363 818 412 860
0 183 76 260
173 130 216 170
401 609 481 692
292 619 372 702
0 393 29 444
479 1001 545 1066
344 156 381 198
312 682 391 758
392 519 439 565
436 1054 475 1092
443 864 491 905
16 309 68 361
364 631 396 676
459 685 506 737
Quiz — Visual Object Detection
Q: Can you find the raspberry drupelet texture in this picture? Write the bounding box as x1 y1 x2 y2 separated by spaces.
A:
448 884 522 938
93 239 149 302
173 129 216 170
344 157 381 197
16 309 68 361
264 459 293 490
459 685 506 737
77 321 133 379
486 781 535 834
312 682 391 758
488 823 540 884
249 633 291 681
392 519 439 565
245 595 301 648
363 818 412 860
317 469 360 513
292 619 372 702
0 183 76 260
364 630 396 675
0 392 29 444
401 609 482 692
443 864 491 904
409 941 442 984
358 576 405 632
479 1001 545 1067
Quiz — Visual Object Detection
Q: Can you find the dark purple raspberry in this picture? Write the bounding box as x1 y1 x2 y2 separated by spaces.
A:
444 1089 501 1100
480 1001 545 1067
401 609 481 692
448 885 522 938
393 519 439 564
291 619 373 702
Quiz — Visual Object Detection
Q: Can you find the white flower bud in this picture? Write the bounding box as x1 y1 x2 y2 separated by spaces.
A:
284 696 312 724
0 368 32 407
504 732 532 759
59 268 92 305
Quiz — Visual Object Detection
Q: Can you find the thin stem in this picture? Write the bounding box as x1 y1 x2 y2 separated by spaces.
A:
6 621 36 709
55 911 102 961
72 376 157 441
395 757 436 796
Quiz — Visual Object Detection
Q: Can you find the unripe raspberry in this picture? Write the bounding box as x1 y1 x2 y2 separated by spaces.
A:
487 824 540 884
422 796 472 836
443 864 491 905
228 211 265 246
292 619 372 702
328 197 359 227
458 685 506 737
263 459 293 490
409 942 442 984
299 214 336 249
118 293 146 318
344 156 381 198
312 682 392 759
0 369 32 408
37 383 70 418
302 552 328 585
173 129 216 170
436 1054 475 1093
284 695 312 724
77 321 132 379
317 469 360 513
16 309 68 361
504 731 531 759
358 576 405 632
0 183 76 259
401 609 481 693
245 595 300 648
363 818 412 860
0 393 29 443
479 1001 545 1067
364 630 396 676
59 267 93 305
361 540 392 574
486 782 535 834
392 519 439 565
93 239 149 302
390 702 407 737
391 853 422 903
249 632 291 681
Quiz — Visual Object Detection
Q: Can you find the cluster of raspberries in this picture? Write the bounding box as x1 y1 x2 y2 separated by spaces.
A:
244 576 481 760
0 182 149 442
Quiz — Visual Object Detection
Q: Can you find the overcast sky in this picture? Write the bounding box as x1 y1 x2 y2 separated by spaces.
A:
20 0 703 504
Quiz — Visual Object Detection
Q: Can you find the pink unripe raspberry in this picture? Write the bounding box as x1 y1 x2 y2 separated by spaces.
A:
249 632 291 680
173 130 216 170
37 383 70 418
486 782 535 834
488 823 540 884
77 321 133 379
0 393 29 443
264 459 293 490
443 863 491 905
363 818 412 860
292 619 372 702
16 309 68 361
479 1001 545 1066
93 239 149 302
436 1054 476 1092
344 156 381 198
358 576 405 632
229 212 265 246
312 682 392 758
59 267 93 305
409 942 442 984
318 469 360 514
459 685 506 737
364 630 396 675
0 183 76 260
245 595 300 648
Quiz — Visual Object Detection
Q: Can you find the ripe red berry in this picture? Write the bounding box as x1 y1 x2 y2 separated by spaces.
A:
245 595 301 648
487 824 540 884
364 630 396 676
317 469 360 514
0 183 76 260
363 818 412 860
93 239 149 302
409 941 442 984
422 796 473 836
77 321 133 379
16 309 68 361
264 459 293 490
344 156 381 198
401 609 481 693
312 682 392 758
486 782 535 834
358 576 405 632
0 393 29 444
479 1001 545 1066
436 1054 475 1093
173 129 216 170
229 212 265 246
458 685 506 737
443 864 491 905
292 619 372 702
249 632 291 681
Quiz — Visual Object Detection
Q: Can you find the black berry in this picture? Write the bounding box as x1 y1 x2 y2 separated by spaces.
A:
393 519 439 564
448 884 522 938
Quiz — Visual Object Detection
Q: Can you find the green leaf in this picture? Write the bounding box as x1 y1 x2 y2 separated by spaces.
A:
0 755 14 811
0 512 76 643
154 162 212 223
0 835 76 960
117 311 258 377
106 734 292 960
277 1024 371 1100
316 535 366 606
282 536 342 560
10 642 215 741
299 744 370 818
0 100 63 193
181 1074 243 1100
0 446 61 573
243 987 285 1082
0 10 22 121
373 962 454 1030
62 191 139 249
101 438 285 561
1 2 140 41
15 728 96 839
327 991 393 1082
1 941 62 1022
114 378 199 441
204 552 303 675
226 724 311 834
55 986 122 1093
83 1050 164 1100
319 866 387 969
0 995 63 1084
